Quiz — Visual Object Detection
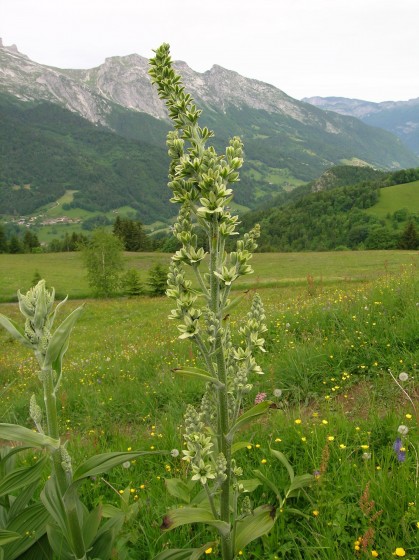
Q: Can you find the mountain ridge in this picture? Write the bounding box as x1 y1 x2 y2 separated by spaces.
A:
303 95 419 154
1 39 419 225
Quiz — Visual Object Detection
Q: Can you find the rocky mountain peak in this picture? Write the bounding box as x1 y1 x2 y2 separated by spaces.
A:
0 39 23 56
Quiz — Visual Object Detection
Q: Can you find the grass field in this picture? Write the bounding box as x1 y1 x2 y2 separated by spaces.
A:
0 250 417 302
366 180 419 220
1 252 418 559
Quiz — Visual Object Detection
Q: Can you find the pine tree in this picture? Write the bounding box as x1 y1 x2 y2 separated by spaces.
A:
398 220 419 249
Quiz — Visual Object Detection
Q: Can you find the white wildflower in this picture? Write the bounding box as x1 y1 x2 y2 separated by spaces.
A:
398 425 409 436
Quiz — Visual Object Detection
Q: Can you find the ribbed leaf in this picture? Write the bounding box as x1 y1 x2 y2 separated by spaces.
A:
40 477 69 538
3 502 50 560
0 457 47 498
232 441 253 454
100 503 123 518
45 523 73 560
172 367 224 387
253 469 283 504
0 424 59 450
161 507 230 536
270 448 294 481
0 446 32 475
227 402 271 438
153 542 215 560
0 315 32 348
0 530 21 546
9 481 39 518
286 473 314 498
165 478 193 504
240 478 262 493
44 305 84 373
72 450 162 482
88 515 124 560
14 534 53 560
234 505 276 554
82 505 102 549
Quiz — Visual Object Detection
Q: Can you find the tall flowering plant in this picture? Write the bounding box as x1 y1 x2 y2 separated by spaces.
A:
0 281 159 560
149 44 277 560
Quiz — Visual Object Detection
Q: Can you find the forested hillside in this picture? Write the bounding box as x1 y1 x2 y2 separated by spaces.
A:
0 94 174 222
241 167 419 251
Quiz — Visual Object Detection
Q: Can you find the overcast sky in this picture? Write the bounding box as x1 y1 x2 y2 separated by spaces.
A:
1 0 418 102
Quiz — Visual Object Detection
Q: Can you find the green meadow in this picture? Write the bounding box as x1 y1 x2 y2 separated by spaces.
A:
366 179 419 220
1 250 418 558
0 250 417 302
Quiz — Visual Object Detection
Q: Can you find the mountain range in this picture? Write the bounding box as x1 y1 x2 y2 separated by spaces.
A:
303 96 419 155
1 39 418 225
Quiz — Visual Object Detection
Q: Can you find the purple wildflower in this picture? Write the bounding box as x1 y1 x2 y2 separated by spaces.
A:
393 437 402 453
393 437 406 462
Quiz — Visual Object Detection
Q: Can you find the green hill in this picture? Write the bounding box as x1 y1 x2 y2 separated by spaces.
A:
365 180 419 220
241 167 419 251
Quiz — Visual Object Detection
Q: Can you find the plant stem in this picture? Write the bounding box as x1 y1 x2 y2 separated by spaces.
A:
209 220 233 560
43 365 86 559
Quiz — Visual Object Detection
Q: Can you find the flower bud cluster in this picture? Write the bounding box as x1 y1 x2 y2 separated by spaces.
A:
167 262 202 340
182 404 216 485
29 394 43 432
19 280 55 354
238 293 267 356
60 445 73 474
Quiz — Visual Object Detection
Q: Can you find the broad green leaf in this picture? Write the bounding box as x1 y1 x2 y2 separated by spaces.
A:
48 295 68 330
234 505 276 554
9 481 39 518
285 507 311 519
40 477 69 538
286 473 314 498
3 502 50 560
88 515 124 560
153 542 216 560
227 402 272 439
45 524 73 560
270 448 294 481
72 450 163 482
153 549 201 560
8 534 53 560
101 503 123 518
240 478 262 493
0 530 21 546
165 478 193 504
0 315 32 348
0 424 60 450
172 367 224 388
0 457 47 498
0 446 33 474
161 507 230 536
44 305 84 372
232 441 253 454
82 505 102 548
253 469 283 504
